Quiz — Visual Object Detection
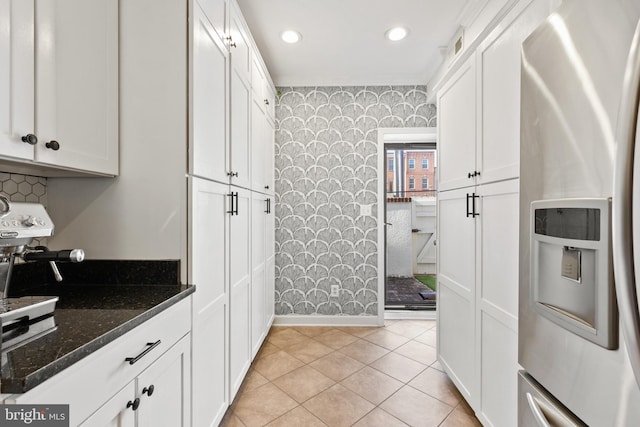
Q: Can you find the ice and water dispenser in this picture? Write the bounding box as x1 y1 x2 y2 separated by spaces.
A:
530 198 617 349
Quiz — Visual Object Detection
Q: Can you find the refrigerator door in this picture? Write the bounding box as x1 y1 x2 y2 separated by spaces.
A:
518 372 585 427
520 0 640 425
614 14 640 391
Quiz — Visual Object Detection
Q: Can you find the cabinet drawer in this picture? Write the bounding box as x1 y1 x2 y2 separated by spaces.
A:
7 298 190 426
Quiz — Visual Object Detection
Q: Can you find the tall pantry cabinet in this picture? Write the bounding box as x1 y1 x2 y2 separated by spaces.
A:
191 0 276 425
436 0 559 426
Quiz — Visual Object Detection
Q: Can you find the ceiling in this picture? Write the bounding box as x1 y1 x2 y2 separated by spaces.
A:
236 0 473 87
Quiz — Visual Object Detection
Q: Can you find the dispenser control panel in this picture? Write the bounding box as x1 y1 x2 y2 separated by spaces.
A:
530 198 617 349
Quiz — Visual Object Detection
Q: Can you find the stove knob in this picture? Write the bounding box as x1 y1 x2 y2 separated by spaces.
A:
22 216 37 227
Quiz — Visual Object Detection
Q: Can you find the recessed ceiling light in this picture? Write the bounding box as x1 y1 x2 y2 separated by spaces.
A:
386 27 408 42
281 30 302 44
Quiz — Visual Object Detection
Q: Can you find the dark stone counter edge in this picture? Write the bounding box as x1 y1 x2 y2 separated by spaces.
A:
4 285 195 394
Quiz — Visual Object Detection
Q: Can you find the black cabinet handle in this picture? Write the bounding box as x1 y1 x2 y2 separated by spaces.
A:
468 172 473 179
468 171 481 178
127 398 140 411
472 193 480 217
125 340 161 365
227 193 235 215
265 185 270 190
142 385 155 397
227 171 238 177
234 192 239 215
466 193 472 217
21 134 38 145
45 140 60 151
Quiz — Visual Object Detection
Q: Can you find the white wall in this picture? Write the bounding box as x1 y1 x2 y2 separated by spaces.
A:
47 0 188 278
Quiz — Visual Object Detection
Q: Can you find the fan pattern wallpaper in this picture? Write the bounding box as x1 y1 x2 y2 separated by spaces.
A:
274 86 436 316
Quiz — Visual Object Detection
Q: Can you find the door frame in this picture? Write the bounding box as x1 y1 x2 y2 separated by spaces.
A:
377 127 437 323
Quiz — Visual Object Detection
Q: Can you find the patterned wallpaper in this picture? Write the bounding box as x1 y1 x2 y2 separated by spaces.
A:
274 86 436 316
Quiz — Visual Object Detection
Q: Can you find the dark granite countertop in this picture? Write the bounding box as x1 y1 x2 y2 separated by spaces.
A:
1 260 194 394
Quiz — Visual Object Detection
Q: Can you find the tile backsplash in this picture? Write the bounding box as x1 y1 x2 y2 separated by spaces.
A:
0 173 47 205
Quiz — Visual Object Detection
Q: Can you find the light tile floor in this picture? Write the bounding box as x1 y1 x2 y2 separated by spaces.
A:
221 319 481 427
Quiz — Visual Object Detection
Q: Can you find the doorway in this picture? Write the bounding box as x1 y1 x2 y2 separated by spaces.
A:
376 128 437 320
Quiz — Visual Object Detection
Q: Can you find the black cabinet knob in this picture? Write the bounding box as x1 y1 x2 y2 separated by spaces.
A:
127 398 140 411
227 171 238 177
142 385 155 397
468 172 473 178
264 99 269 105
45 140 60 151
21 134 38 145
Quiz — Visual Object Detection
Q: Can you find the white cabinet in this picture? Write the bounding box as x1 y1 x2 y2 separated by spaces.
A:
6 298 191 427
0 0 118 176
250 191 275 357
437 55 476 192
438 0 556 191
228 4 252 189
250 53 276 194
475 180 519 427
191 2 229 183
189 177 229 427
477 0 558 185
197 0 227 43
437 187 477 405
81 335 191 427
437 181 519 425
0 0 34 162
229 186 252 399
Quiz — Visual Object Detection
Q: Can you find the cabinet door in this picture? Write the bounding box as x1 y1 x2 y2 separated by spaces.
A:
264 117 275 195
477 0 556 184
34 0 118 175
250 97 266 192
437 55 476 191
230 71 251 189
189 177 229 427
265 196 275 326
136 335 191 427
229 5 250 84
437 187 477 407
251 192 267 357
229 186 251 399
476 179 519 427
79 383 136 427
192 3 229 183
0 0 34 161
196 0 226 43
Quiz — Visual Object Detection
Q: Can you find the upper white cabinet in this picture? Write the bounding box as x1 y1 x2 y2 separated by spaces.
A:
0 0 35 162
0 0 118 176
437 55 477 192
477 0 556 185
191 2 229 183
197 0 227 43
34 0 118 176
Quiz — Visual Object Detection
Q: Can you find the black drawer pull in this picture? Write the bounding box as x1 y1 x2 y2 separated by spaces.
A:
125 340 161 365
127 398 140 411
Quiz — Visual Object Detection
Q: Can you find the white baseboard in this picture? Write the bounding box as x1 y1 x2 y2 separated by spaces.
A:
273 315 383 327
385 310 437 320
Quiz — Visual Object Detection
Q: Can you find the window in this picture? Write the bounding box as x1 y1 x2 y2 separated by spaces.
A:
422 177 428 189
422 158 428 169
388 158 394 171
408 158 415 169
409 177 415 189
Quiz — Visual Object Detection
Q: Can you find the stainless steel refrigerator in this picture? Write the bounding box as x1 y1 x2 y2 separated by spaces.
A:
519 0 640 425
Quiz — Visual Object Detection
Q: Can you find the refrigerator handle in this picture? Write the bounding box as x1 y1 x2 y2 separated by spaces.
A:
526 393 552 427
613 18 640 390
